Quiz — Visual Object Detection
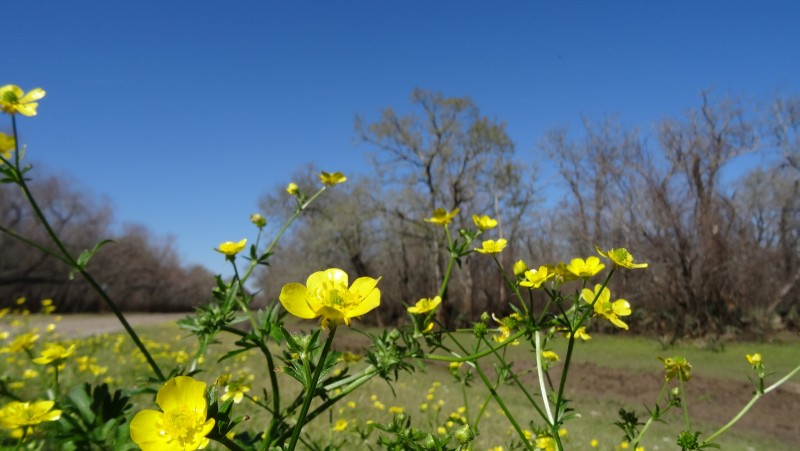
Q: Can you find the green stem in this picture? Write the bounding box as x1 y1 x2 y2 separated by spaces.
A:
286 327 337 451
424 329 527 363
704 362 800 444
211 433 247 451
473 362 534 451
9 115 165 381
679 377 690 430
437 227 457 299
534 330 554 425
630 381 669 448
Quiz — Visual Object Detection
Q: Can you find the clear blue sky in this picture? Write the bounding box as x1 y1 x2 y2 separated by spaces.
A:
6 1 800 276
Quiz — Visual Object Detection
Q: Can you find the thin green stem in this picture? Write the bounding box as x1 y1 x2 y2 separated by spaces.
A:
679 377 690 430
286 327 337 451
473 362 534 451
211 433 247 451
630 381 669 448
535 330 554 425
704 362 800 444
9 115 164 381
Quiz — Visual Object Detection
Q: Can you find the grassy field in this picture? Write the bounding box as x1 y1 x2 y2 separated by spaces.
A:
2 314 798 450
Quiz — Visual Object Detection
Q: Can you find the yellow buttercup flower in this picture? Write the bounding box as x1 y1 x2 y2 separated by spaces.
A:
581 284 631 330
286 182 300 195
425 207 460 226
535 436 556 451
472 214 498 231
746 353 762 366
1 332 40 353
565 326 592 341
0 85 46 116
658 356 692 382
279 268 381 327
519 266 553 288
541 350 559 362
513 259 528 277
0 400 61 438
220 382 250 404
215 239 247 257
595 246 648 269
333 419 348 432
407 296 441 314
320 171 347 186
130 376 215 451
33 343 76 365
0 132 14 160
474 238 507 254
566 256 605 278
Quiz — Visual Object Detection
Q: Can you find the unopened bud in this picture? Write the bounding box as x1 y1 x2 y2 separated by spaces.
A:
250 213 266 228
454 424 475 445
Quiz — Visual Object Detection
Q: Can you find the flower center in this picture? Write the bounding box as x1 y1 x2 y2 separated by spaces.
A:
163 408 202 446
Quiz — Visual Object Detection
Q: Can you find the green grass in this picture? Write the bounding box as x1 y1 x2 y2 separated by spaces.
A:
2 315 797 450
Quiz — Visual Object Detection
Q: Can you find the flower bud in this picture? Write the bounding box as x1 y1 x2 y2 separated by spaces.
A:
454 424 475 445
513 259 528 277
421 434 438 450
286 182 300 195
250 213 266 228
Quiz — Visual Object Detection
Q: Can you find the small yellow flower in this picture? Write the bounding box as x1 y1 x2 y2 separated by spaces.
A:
33 343 76 365
0 132 14 160
595 246 648 269
407 296 441 314
333 419 348 432
249 213 266 228
22 369 39 379
373 401 385 410
658 356 692 382
320 171 347 186
581 284 631 330
286 182 300 195
541 350 559 362
535 436 556 451
565 326 591 341
130 376 215 451
215 238 247 257
513 259 528 277
341 351 362 363
472 214 498 231
389 406 405 414
279 268 381 327
0 85 46 116
591 439 599 447
474 238 507 254
1 332 40 353
221 382 250 404
746 353 762 366
425 207 460 226
566 256 606 278
519 266 553 288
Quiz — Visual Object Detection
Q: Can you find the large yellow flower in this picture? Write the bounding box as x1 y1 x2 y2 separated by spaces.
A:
407 296 441 314
581 284 631 330
130 376 215 451
0 132 14 160
0 85 46 116
0 400 61 437
424 208 460 226
595 246 648 269
279 268 381 327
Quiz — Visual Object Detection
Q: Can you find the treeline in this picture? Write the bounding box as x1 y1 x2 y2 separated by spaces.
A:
0 173 212 312
256 89 799 338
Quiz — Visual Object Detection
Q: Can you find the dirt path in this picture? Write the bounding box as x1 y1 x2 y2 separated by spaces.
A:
10 312 189 338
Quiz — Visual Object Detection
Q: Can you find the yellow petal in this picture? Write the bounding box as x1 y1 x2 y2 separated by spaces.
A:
346 279 381 317
14 103 38 117
130 410 174 450
156 376 207 414
19 88 45 103
278 283 318 319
